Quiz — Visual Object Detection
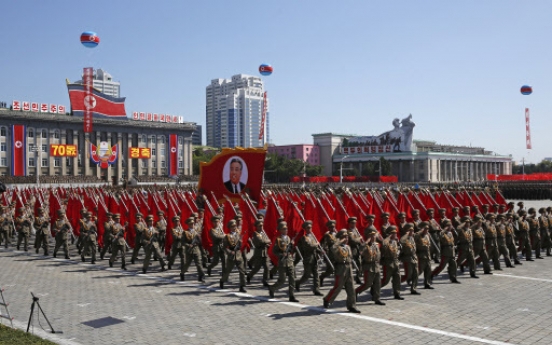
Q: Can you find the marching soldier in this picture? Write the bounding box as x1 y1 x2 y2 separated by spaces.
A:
220 219 246 291
319 220 338 286
517 210 532 261
496 214 513 268
131 213 145 264
100 213 114 260
155 211 168 261
483 214 502 270
167 216 184 271
380 213 392 235
246 219 271 287
411 209 422 229
53 210 71 259
431 220 460 284
0 206 13 248
268 222 299 302
346 217 363 283
142 215 166 274
456 216 479 278
207 215 225 276
15 207 32 252
76 209 88 254
181 217 205 282
381 225 403 300
81 213 98 264
355 227 385 305
544 207 552 256
505 214 522 265
400 223 420 294
451 207 461 228
438 208 449 228
108 213 128 270
195 209 209 267
472 215 492 274
415 222 435 289
323 229 360 313
33 208 50 255
397 212 409 237
527 208 543 259
295 221 323 296
427 208 441 263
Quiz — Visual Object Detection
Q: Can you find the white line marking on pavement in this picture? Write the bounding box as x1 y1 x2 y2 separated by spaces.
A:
333 329 345 332
76 303 90 307
122 316 136 320
183 332 196 337
516 308 529 312
494 273 552 283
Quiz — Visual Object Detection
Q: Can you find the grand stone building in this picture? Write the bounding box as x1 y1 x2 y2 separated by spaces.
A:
312 115 512 182
0 107 196 181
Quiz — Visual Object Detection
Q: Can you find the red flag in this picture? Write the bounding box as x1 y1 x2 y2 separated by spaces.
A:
168 134 178 176
67 83 127 119
11 125 26 176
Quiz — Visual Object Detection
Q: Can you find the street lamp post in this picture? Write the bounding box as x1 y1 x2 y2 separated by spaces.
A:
339 155 349 184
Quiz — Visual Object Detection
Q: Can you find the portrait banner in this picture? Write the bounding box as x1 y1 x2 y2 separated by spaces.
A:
198 147 267 204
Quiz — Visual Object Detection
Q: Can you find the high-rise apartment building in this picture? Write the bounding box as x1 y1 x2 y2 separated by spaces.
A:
76 68 121 98
206 74 269 148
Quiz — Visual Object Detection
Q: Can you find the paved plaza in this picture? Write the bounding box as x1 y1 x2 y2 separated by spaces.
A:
1 200 552 345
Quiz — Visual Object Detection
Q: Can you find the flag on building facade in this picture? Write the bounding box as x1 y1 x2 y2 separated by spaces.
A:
11 125 26 176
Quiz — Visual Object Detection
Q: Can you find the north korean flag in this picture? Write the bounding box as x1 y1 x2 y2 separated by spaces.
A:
11 125 26 176
168 134 178 176
67 83 127 118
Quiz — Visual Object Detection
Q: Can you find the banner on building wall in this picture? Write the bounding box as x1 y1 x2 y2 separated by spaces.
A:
50 144 78 157
168 134 178 176
525 108 532 150
82 67 94 132
128 147 151 159
90 141 118 169
259 91 267 140
11 125 26 176
198 147 267 204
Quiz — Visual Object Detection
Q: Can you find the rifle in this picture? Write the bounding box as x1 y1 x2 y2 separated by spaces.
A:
63 215 76 242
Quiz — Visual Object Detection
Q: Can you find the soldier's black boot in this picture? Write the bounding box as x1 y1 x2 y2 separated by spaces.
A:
460 265 465 273
121 264 126 271
394 294 404 300
219 280 224 289
239 286 247 293
198 274 205 283
323 298 330 309
470 272 479 278
207 267 211 276
289 295 299 303
347 307 361 313
375 300 386 306
424 284 434 289
180 273 185 281
109 260 113 268
35 248 39 254
81 256 85 262
295 282 300 292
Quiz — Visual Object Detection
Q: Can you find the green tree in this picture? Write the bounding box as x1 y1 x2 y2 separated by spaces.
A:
380 157 392 176
192 147 219 175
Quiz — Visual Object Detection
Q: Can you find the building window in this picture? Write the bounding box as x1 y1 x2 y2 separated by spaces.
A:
161 161 166 168
178 160 183 168
142 135 147 143
54 158 61 167
54 130 60 139
152 160 156 167
28 144 35 152
0 127 6 137
42 144 47 152
28 158 35 167
42 129 47 138
178 137 183 144
151 148 156 156
42 158 48 167
150 136 156 144
141 161 147 168
0 158 6 166
28 129 34 138
160 136 165 144
66 158 72 166
0 143 5 152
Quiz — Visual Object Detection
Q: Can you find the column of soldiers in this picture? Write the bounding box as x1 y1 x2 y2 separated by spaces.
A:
4 197 552 315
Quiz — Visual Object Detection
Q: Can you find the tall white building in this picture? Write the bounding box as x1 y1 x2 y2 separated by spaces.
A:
206 74 269 148
76 68 121 98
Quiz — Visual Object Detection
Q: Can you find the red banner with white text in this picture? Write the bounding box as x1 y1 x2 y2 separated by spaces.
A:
11 125 26 176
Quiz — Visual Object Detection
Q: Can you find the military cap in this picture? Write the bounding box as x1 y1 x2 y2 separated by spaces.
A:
538 207 546 214
471 205 479 210
85 212 92 217
507 202 515 206
254 219 264 227
80 208 88 214
426 208 434 213
460 216 472 222
398 212 406 218
439 208 446 213
496 214 505 220
18 207 25 212
347 217 357 223
381 212 390 218
106 212 112 217
157 211 164 216
492 204 499 208
197 208 204 212
277 216 286 223
186 217 195 224
442 219 452 227
528 207 536 214
462 206 470 210
172 216 181 221
302 220 313 228
234 213 243 220
412 209 420 214
278 221 288 230
336 229 348 239
365 227 378 235
519 210 527 216
506 213 514 218
452 207 459 211
365 214 376 220
404 223 414 231
326 220 336 227
57 209 65 215
485 213 495 220
482 204 489 209
114 213 121 219
256 212 264 219
473 214 483 221
211 215 221 221
517 202 524 207
418 221 429 228
145 214 154 221
191 212 199 218
498 205 506 209
547 206 552 212
37 207 44 212
135 213 143 218
386 225 398 234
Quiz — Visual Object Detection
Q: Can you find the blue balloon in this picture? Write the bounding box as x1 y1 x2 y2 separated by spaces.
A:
80 31 100 48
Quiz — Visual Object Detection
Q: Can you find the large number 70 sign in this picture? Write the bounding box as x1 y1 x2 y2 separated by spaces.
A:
50 144 77 157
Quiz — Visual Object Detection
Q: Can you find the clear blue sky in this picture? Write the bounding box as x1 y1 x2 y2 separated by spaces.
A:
1 1 551 164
